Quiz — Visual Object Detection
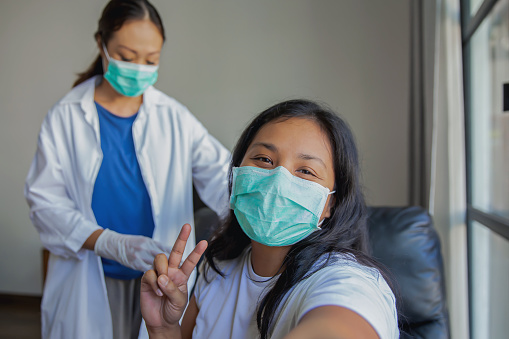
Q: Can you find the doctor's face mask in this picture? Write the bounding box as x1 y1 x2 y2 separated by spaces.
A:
102 44 159 97
230 117 336 247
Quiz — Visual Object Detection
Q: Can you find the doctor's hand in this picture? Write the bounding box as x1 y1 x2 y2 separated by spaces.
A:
140 224 207 335
94 229 172 272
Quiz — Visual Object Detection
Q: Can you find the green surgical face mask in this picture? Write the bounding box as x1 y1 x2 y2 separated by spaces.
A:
102 44 159 97
230 166 335 247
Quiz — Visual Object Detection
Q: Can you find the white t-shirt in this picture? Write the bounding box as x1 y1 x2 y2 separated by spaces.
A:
192 248 399 339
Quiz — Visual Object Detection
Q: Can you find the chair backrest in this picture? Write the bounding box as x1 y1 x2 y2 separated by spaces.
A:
367 206 450 339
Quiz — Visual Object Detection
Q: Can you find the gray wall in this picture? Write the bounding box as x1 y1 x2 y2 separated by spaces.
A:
0 0 410 295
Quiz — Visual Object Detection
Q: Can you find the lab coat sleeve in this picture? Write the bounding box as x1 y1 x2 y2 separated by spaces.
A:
188 111 231 219
24 115 101 260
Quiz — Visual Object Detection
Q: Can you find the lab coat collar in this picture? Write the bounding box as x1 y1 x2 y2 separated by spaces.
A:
59 75 164 111
58 75 167 137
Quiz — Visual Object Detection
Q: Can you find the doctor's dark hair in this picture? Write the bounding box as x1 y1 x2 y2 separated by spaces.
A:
73 0 165 87
204 99 396 339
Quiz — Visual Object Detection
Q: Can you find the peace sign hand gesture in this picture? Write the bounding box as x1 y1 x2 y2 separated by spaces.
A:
140 224 207 337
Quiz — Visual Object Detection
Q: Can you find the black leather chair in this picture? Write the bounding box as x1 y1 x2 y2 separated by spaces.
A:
367 206 449 339
193 205 450 338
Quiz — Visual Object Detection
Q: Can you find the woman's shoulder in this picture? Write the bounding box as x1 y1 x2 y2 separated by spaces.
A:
43 77 98 124
145 86 186 110
53 76 97 108
143 87 207 127
294 252 397 320
290 253 399 338
198 247 250 282
193 248 250 305
144 87 195 117
309 252 390 290
40 79 95 128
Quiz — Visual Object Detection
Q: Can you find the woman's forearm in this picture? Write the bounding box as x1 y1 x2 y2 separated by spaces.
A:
82 229 104 250
283 306 379 339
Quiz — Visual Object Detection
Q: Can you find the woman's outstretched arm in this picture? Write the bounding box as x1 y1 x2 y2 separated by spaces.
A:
283 306 380 339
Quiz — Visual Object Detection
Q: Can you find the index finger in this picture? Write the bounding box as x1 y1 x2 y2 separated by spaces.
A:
168 224 191 269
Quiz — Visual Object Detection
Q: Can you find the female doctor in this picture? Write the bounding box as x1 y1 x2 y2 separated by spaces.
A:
24 1 230 338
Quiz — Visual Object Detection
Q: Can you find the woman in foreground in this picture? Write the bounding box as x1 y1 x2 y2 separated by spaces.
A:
140 99 399 339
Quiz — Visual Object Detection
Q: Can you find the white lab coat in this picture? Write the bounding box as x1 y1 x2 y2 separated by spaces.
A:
24 76 231 339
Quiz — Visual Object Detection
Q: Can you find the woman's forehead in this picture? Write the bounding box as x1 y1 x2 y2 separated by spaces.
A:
250 118 333 162
109 19 163 49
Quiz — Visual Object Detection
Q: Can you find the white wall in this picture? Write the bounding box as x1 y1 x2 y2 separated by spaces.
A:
0 0 410 295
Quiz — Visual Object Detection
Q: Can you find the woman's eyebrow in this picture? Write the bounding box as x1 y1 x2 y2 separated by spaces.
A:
118 45 138 54
298 153 327 169
118 45 161 56
250 142 278 153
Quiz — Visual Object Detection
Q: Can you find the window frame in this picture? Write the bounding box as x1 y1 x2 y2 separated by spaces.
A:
460 0 509 337
462 0 509 242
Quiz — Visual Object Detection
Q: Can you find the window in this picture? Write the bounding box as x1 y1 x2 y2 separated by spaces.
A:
461 0 509 338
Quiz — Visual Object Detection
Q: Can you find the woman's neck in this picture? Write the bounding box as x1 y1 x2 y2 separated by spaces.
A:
94 78 143 118
250 241 291 277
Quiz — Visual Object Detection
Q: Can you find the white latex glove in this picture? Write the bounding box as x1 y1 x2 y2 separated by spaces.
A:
94 229 172 272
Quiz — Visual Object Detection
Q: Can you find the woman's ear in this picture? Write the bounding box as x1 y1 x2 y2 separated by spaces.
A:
96 35 105 58
95 34 101 46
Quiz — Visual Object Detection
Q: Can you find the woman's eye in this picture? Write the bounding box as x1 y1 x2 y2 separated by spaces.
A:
253 157 272 164
120 56 132 62
146 61 156 65
298 169 316 177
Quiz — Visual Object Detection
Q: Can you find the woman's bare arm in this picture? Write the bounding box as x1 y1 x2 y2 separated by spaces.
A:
282 305 379 339
180 295 199 339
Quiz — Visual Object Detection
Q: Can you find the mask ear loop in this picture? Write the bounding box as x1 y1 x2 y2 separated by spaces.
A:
102 43 111 61
100 43 112 75
317 189 336 229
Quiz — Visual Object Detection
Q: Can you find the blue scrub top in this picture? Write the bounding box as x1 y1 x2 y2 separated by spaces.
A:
91 102 156 280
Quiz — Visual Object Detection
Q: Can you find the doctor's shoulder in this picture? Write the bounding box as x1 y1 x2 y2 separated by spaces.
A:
43 77 97 125
37 89 89 136
147 87 211 130
147 87 189 117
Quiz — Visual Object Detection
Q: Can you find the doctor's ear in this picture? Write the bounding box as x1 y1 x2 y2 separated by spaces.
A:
95 35 105 55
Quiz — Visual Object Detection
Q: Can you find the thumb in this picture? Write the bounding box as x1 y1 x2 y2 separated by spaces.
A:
157 275 187 308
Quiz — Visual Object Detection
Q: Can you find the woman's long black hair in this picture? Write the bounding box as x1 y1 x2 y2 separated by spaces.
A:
204 99 397 339
73 0 165 87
